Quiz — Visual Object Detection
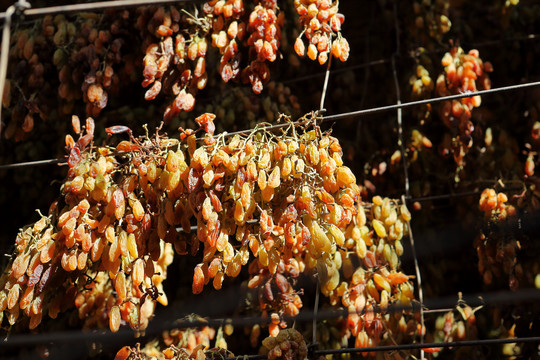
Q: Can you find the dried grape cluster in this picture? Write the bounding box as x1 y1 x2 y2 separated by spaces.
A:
0 112 415 354
260 328 307 360
411 0 451 45
309 320 349 354
181 113 416 346
293 0 349 64
53 12 128 117
436 47 493 166
3 12 130 139
197 81 302 132
243 1 284 93
409 60 435 124
204 0 245 85
3 23 55 139
137 6 210 122
476 188 523 289
2 3 343 138
161 319 218 352
338 196 417 350
139 0 339 121
116 341 231 360
0 117 176 333
423 300 480 357
433 303 478 344
2 26 49 140
410 64 434 102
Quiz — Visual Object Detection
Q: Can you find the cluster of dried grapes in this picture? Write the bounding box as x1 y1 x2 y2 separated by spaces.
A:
431 303 479 346
205 0 245 85
3 11 132 139
179 113 416 348
0 112 416 355
476 188 523 289
3 22 56 139
2 27 49 139
410 0 451 45
409 60 435 125
336 196 417 350
53 12 129 117
197 81 302 133
525 117 540 177
293 0 349 64
0 117 176 333
410 64 434 102
309 319 349 354
137 6 209 123
260 328 307 360
116 341 232 360
2 2 348 139
436 46 493 166
243 0 283 93
161 319 218 352
139 0 349 121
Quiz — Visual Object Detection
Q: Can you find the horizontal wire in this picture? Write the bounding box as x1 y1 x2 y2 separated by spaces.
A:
0 157 62 170
284 32 540 85
2 79 540 171
409 185 524 203
224 336 540 360
0 0 204 20
314 336 540 356
322 80 540 122
3 285 540 348
217 79 540 138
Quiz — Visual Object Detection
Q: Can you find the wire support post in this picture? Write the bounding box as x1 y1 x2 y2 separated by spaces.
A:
391 1 424 358
309 278 320 359
318 49 332 112
0 1 31 137
403 195 426 359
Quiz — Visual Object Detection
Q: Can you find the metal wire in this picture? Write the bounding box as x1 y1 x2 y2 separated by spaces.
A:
218 80 540 138
0 157 63 170
314 337 540 356
2 79 540 171
323 80 540 122
3 284 540 348
0 0 204 20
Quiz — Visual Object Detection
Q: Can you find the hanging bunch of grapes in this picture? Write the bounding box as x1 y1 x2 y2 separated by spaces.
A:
409 54 435 124
0 111 416 354
436 47 493 166
243 0 284 93
54 12 128 118
260 328 308 360
0 118 176 333
476 187 528 290
200 81 302 132
2 25 51 139
116 341 231 360
410 0 451 46
138 0 351 122
293 0 349 64
137 6 210 122
2 11 132 139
